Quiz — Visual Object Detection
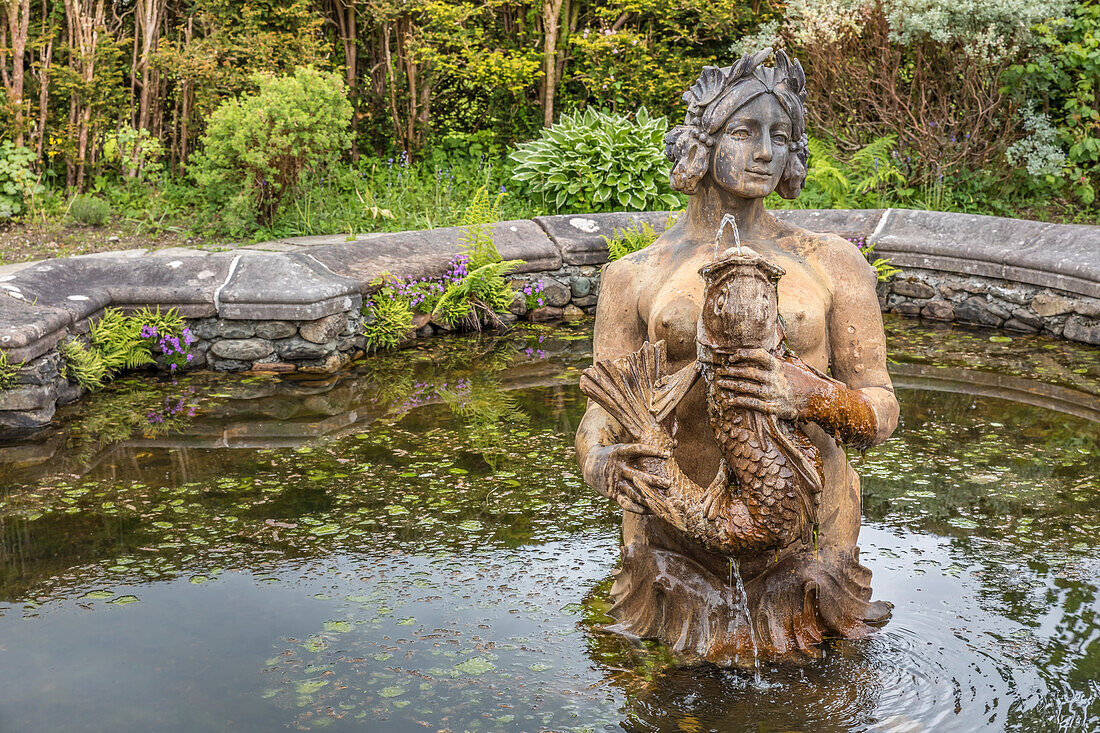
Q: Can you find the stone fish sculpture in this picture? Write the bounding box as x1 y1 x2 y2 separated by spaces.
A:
579 238 835 557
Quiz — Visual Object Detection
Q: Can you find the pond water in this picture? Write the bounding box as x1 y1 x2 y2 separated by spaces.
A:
0 317 1098 732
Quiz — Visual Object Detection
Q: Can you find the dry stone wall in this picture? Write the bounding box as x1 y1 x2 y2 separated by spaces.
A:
1 208 1097 430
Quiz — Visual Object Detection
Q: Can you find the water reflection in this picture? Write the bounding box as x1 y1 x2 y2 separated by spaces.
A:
0 318 1097 731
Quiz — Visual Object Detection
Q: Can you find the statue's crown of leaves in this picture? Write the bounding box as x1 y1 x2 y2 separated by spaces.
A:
682 47 806 116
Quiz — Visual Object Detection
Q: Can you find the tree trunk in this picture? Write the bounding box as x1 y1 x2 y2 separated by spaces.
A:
2 0 31 147
540 0 564 127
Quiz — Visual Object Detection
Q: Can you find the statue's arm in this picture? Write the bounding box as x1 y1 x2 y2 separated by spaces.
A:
575 261 667 512
813 238 899 448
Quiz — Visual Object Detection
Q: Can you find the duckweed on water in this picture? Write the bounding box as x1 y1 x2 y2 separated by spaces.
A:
0 316 1097 732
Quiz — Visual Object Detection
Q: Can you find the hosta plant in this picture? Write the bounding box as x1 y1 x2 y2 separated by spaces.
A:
510 107 682 213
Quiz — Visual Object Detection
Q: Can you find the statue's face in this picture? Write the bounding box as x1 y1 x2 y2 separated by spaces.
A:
710 94 792 199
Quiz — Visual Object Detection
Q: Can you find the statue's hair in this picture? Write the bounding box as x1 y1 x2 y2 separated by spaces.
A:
665 48 809 199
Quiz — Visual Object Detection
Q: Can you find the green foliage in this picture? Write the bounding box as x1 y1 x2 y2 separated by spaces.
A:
1006 3 1100 206
102 127 166 181
59 339 108 392
774 136 906 210
459 186 506 269
0 142 42 219
190 67 353 230
510 107 682 213
604 222 660 261
68 195 112 226
0 350 23 390
432 260 517 330
89 307 182 375
362 282 415 352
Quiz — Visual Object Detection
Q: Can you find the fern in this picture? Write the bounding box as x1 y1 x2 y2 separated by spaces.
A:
432 260 518 330
459 186 506 269
604 222 659 261
362 284 414 351
59 338 108 391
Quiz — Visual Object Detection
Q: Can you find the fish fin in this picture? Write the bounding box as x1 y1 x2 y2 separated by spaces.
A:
579 340 673 442
653 359 701 423
701 459 729 522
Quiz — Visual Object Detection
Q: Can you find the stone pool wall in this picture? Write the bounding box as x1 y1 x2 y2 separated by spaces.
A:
1 208 1098 429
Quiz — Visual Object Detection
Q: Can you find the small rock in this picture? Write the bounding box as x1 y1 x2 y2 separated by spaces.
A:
570 277 593 298
251 361 297 373
892 280 935 299
15 352 63 386
215 320 256 339
527 306 564 322
298 351 351 374
300 312 348 344
276 337 335 360
1031 291 1075 318
190 318 220 340
892 302 922 317
0 404 55 429
209 358 252 372
572 294 599 308
1063 316 1100 346
108 236 120 243
210 338 273 361
254 321 298 340
1074 300 1100 319
1010 308 1044 330
539 278 571 307
954 297 1003 327
921 300 954 321
411 313 432 330
496 312 518 326
1003 318 1039 333
0 385 56 412
509 291 528 316
562 304 586 321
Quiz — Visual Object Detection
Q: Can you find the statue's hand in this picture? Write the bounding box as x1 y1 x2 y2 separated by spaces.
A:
714 348 814 420
591 443 673 514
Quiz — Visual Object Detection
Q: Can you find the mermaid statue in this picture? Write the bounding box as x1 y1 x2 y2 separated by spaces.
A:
574 48 899 664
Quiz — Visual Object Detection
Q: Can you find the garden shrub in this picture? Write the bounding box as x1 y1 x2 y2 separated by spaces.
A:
0 141 41 219
190 67 353 229
61 307 192 390
1006 3 1100 204
510 107 682 212
68 195 112 226
60 339 108 391
772 136 906 209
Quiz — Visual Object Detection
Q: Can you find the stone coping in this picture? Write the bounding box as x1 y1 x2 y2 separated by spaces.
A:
2 208 1098 363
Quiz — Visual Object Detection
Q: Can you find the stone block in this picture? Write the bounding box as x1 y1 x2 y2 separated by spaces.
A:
508 291 527 316
527 306 564 322
892 280 935 299
770 209 886 238
1076 300 1100 319
1003 318 1040 333
572 294 599 308
533 211 676 265
921 300 954 321
308 220 560 289
954 296 1004 327
276 337 336 360
562 304 586 321
540 277 571 307
0 404 55 429
300 312 348 344
1063 316 1100 346
0 384 56 411
254 321 298 340
15 352 63 386
570 276 593 298
1030 291 1075 317
215 320 256 339
0 296 73 364
892 302 922 317
217 252 360 320
210 338 273 361
1010 308 1044 330
210 357 252 372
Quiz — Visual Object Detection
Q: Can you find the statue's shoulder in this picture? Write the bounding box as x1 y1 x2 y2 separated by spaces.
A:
775 221 871 281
